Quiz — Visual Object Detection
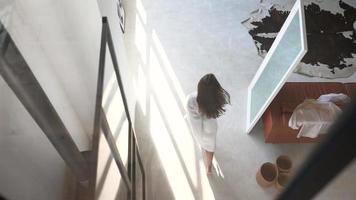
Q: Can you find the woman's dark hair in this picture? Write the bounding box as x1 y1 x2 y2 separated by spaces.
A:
197 73 230 118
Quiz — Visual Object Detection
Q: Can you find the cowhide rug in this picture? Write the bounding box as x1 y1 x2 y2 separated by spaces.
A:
242 0 356 79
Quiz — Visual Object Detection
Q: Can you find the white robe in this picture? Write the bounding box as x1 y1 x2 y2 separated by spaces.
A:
185 92 218 152
289 99 341 138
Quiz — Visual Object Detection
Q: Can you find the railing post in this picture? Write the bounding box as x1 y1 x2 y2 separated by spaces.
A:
89 17 109 199
127 122 133 200
136 141 146 200
132 128 136 200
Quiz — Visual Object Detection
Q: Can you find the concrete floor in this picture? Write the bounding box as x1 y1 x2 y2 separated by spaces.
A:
123 0 356 199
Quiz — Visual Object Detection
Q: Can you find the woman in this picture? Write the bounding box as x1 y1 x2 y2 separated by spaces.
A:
186 73 230 174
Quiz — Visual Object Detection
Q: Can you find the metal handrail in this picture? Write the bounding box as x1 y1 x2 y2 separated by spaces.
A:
90 16 146 200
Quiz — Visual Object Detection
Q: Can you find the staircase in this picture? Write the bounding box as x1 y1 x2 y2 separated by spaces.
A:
0 16 145 200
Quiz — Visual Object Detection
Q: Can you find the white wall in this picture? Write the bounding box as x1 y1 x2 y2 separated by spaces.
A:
0 0 103 149
0 0 105 199
97 0 137 118
0 79 66 200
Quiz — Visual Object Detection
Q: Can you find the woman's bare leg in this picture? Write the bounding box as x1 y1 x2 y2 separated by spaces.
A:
205 150 214 174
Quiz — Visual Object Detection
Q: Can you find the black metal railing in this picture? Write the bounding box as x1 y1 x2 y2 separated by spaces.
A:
90 17 145 200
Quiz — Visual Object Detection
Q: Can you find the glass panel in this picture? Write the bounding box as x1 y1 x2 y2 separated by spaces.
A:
250 9 303 123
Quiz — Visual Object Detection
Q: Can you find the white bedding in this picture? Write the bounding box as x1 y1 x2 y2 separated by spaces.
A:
288 99 342 138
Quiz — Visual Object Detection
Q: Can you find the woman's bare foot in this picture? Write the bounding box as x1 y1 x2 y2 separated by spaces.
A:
205 150 214 175
206 166 212 175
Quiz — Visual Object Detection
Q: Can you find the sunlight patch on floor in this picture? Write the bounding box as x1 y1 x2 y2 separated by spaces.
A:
135 14 147 65
132 2 218 198
133 64 147 116
151 31 187 105
149 97 196 200
136 0 147 25
148 30 216 200
150 46 199 184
